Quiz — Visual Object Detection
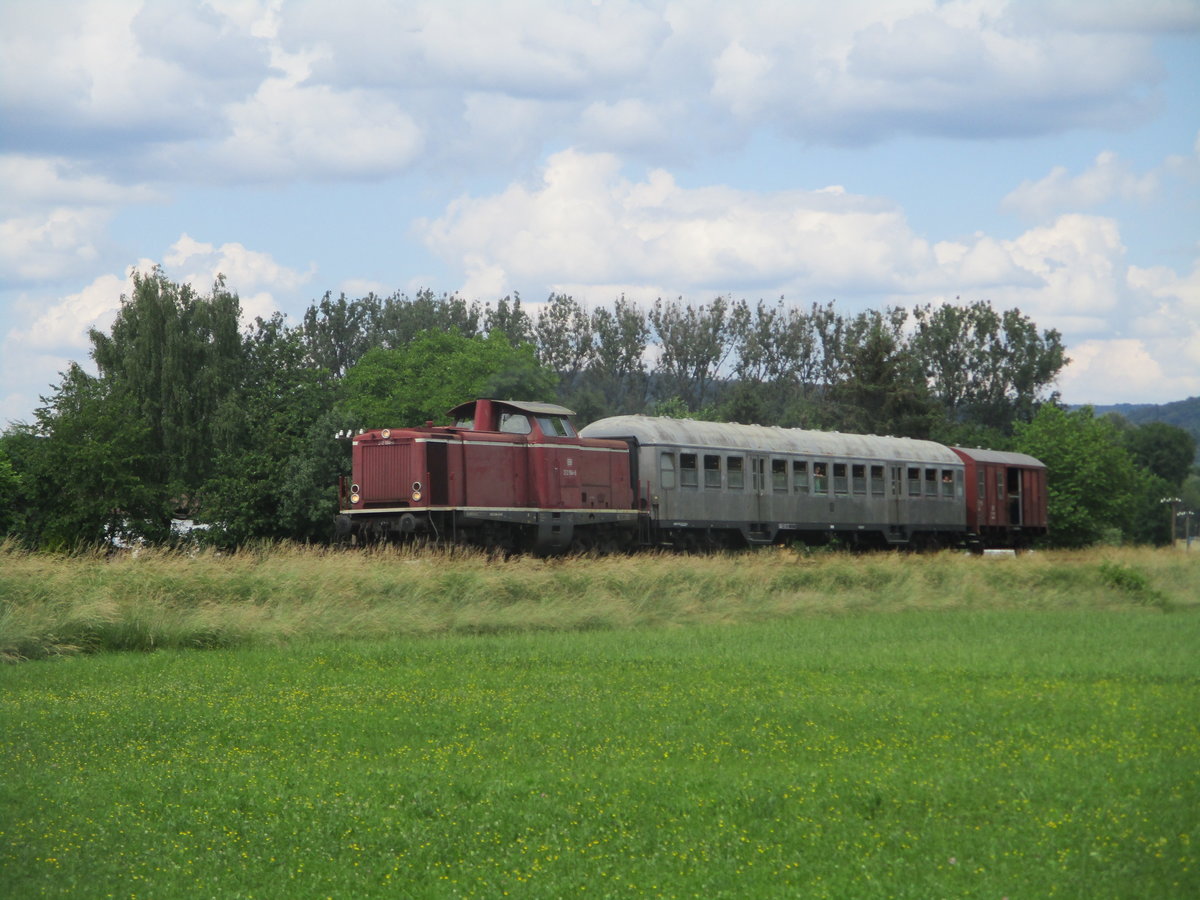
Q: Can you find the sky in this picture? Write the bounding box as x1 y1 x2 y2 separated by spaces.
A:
2 0 1199 428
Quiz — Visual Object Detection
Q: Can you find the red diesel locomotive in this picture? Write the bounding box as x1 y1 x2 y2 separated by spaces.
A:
335 399 641 553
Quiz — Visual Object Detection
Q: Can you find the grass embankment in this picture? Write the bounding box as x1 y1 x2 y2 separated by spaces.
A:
1 542 1196 661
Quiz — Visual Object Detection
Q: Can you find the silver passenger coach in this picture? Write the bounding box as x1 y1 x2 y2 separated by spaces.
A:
580 415 966 549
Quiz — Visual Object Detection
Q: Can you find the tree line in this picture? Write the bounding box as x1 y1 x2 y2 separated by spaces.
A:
0 269 1194 549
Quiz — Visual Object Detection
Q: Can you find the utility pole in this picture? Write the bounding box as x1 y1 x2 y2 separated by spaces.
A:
1178 509 1195 549
1160 497 1181 544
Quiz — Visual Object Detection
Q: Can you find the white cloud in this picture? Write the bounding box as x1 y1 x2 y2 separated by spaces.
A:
162 233 317 320
1057 338 1200 405
0 207 112 284
0 155 164 286
0 0 267 153
1003 150 1159 219
0 155 159 216
199 77 425 181
9 266 149 353
2 0 1185 180
423 149 939 298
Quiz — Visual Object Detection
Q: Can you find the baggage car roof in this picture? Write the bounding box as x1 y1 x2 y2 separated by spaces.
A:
951 446 1046 469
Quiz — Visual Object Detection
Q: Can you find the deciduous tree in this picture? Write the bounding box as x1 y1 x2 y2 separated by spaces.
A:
1014 405 1139 547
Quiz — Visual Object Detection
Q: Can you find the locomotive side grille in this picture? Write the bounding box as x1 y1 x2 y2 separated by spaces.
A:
360 443 414 504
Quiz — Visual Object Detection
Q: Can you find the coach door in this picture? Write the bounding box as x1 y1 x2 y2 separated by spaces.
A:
750 455 769 522
888 465 905 540
657 450 676 520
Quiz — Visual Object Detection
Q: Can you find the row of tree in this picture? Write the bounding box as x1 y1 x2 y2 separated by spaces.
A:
0 270 1195 549
298 288 1070 443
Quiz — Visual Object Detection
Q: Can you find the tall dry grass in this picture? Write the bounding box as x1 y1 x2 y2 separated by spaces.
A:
1 540 1196 660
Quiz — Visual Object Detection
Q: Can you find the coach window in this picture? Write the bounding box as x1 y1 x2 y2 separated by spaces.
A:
870 465 885 496
907 467 922 496
704 454 722 489
833 462 849 495
793 460 809 493
812 462 829 494
660 452 676 490
852 464 867 495
772 459 788 493
680 453 699 488
498 412 532 434
727 456 745 490
925 468 938 496
941 469 956 499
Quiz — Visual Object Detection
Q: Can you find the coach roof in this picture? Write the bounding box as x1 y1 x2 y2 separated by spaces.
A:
581 415 962 465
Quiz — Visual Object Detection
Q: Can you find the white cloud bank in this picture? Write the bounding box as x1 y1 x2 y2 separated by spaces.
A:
4 0 1194 183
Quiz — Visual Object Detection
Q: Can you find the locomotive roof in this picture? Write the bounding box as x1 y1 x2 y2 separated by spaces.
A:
447 399 575 418
952 446 1046 468
581 415 962 465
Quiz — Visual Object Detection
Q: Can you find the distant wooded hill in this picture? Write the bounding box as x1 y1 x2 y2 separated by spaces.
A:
1091 396 1200 463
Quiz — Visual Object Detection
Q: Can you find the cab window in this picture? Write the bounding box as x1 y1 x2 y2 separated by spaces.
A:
536 415 576 437
498 412 531 434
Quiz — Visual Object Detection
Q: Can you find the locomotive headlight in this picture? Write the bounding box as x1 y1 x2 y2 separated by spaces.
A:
350 483 360 495
411 490 422 502
381 428 391 439
350 493 360 504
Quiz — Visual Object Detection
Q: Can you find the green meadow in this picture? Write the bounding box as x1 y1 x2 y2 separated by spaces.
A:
1 546 1197 898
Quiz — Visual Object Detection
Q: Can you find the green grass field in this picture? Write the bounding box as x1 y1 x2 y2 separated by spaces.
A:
1 547 1198 897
